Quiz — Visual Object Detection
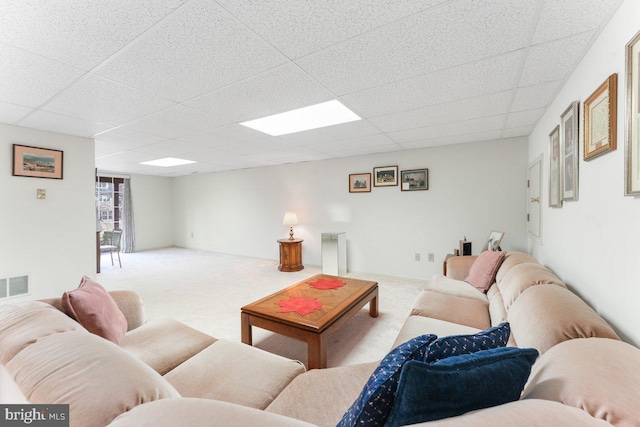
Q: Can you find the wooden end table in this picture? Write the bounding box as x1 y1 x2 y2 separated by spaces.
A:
241 274 378 369
277 238 303 272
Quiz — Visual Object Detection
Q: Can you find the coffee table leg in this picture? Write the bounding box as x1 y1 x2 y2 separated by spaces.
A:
241 312 253 345
307 333 327 370
369 288 379 318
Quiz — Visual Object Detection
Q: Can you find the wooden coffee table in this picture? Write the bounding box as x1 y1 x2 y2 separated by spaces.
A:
241 274 378 369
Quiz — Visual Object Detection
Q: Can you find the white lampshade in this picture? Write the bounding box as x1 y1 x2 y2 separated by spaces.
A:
283 211 298 225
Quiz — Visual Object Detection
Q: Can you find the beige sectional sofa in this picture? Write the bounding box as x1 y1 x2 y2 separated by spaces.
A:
1 251 640 426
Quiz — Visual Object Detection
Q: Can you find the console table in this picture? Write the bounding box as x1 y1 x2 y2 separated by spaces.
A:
277 238 304 272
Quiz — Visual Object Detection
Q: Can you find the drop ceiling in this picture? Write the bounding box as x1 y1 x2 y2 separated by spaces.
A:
0 0 623 176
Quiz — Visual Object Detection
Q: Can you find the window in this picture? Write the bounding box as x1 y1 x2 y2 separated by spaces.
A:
97 176 124 231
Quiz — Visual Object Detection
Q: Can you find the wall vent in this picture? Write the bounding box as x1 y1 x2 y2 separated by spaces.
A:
0 275 29 299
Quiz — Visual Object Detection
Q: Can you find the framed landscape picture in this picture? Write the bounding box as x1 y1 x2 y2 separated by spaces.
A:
12 144 63 179
584 73 617 161
401 169 428 191
549 125 562 208
349 173 371 193
373 165 398 187
560 101 579 201
625 30 640 195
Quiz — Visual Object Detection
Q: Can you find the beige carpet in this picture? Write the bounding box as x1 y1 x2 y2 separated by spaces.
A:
98 247 425 368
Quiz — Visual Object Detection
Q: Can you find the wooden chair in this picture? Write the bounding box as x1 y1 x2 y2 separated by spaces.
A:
101 229 123 268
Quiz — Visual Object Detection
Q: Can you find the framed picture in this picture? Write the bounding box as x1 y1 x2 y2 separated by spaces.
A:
560 101 579 201
12 144 63 179
373 165 398 187
548 125 562 208
481 230 505 252
584 73 617 160
349 173 371 193
625 30 640 195
401 169 428 191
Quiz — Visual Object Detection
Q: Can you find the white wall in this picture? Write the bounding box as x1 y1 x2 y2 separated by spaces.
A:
0 123 95 300
173 137 528 280
528 0 640 345
130 174 174 251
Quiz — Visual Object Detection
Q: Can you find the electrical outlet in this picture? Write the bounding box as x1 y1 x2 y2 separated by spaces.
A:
428 253 434 262
414 253 420 261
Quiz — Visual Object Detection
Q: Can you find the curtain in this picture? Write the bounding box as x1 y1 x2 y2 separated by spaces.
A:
122 178 135 253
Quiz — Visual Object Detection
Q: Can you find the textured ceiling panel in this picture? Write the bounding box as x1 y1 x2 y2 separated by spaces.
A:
19 110 110 138
0 0 188 70
0 101 33 124
389 114 507 144
122 105 230 139
511 80 563 112
95 0 289 102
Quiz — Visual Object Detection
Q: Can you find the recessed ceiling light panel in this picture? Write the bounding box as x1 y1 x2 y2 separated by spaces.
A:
140 157 196 167
240 100 361 136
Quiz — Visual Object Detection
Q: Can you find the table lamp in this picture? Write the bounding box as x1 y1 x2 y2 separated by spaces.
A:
283 211 298 240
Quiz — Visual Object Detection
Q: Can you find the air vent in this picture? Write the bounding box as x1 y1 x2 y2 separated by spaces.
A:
0 275 29 299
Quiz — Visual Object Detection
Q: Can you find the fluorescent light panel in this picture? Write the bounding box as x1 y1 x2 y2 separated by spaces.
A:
240 100 361 136
140 157 196 167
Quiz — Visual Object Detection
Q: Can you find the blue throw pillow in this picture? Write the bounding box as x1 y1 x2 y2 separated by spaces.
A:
385 347 539 427
423 322 511 363
337 334 437 427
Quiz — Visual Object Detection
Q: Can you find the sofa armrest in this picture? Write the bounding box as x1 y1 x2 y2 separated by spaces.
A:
445 256 477 280
110 290 146 331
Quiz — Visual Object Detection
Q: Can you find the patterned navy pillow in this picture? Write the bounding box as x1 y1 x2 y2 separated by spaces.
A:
423 322 510 363
337 334 437 427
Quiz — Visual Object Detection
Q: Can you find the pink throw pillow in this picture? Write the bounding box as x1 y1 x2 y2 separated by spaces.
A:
464 251 507 293
62 276 128 344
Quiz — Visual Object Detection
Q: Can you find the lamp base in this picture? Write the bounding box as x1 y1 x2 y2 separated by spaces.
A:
289 226 295 240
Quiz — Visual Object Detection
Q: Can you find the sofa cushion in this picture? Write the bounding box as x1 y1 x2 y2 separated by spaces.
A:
393 316 480 349
336 334 437 427
108 398 316 427
411 290 491 330
416 399 612 427
464 251 506 292
5 330 179 427
494 252 539 284
497 263 566 311
164 339 305 410
0 301 83 364
508 285 620 354
424 275 488 302
386 347 539 426
62 276 128 344
522 338 640 427
266 362 378 426
120 318 216 375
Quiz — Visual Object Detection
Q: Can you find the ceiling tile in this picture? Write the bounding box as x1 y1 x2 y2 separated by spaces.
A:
185 63 335 122
123 104 230 139
132 140 204 157
0 0 188 70
310 133 396 153
94 127 167 149
502 126 535 138
43 75 175 126
511 80 563 112
295 0 536 95
369 91 513 133
17 110 110 138
389 115 506 144
399 130 503 150
178 124 275 147
211 139 295 156
0 43 85 108
323 143 402 158
96 0 288 102
251 147 331 164
532 0 623 45
342 51 524 118
505 108 546 128
0 101 33 124
217 0 448 59
519 32 594 87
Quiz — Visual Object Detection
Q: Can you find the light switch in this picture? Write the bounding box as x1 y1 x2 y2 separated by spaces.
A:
37 189 46 199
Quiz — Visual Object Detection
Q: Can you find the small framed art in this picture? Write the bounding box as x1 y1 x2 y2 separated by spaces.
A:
584 73 617 161
625 30 640 195
560 101 579 201
13 144 63 179
401 169 428 191
349 173 371 193
481 230 505 252
373 165 398 187
549 125 562 208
